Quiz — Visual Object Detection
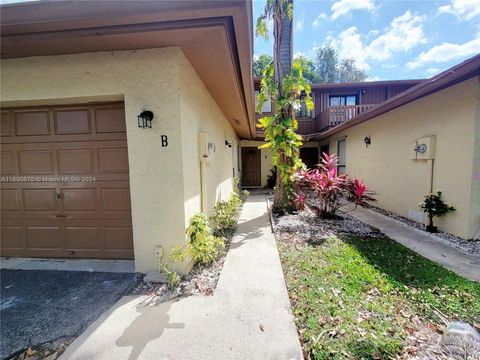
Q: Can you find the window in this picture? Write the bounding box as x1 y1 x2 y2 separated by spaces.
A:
295 92 315 118
329 95 357 106
337 139 346 175
254 90 272 113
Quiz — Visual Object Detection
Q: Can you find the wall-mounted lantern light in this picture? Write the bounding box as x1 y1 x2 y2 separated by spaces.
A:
364 136 371 148
138 109 154 129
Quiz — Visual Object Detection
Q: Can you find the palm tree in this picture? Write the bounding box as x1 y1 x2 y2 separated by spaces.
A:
257 0 295 211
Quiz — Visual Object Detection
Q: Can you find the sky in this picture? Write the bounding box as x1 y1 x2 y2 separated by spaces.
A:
253 0 480 80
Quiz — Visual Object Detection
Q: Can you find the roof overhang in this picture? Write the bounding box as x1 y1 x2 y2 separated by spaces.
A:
0 0 256 139
305 54 480 141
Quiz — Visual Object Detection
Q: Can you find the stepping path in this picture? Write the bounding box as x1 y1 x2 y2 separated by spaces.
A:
350 207 480 282
61 194 303 360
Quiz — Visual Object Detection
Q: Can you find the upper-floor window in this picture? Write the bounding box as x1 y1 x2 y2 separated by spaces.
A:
255 90 272 113
295 92 315 118
329 95 357 107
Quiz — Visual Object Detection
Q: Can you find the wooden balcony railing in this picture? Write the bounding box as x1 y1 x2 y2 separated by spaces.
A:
328 104 377 126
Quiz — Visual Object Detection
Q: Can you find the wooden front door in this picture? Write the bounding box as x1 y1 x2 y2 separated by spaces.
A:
1 102 134 259
241 147 261 187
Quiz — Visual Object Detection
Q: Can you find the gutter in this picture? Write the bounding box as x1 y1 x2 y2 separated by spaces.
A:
305 53 480 141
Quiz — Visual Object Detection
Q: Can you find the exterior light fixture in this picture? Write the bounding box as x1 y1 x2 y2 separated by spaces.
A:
361 89 366 94
364 136 371 148
138 109 154 129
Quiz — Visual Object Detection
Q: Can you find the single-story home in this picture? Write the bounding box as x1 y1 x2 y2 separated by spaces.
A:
0 1 256 274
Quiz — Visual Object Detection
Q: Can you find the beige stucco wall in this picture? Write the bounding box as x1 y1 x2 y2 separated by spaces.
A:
1 47 239 273
177 51 239 224
240 140 319 188
325 77 479 239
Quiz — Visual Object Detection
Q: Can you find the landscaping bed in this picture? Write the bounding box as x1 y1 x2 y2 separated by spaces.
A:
132 190 247 304
368 205 480 255
274 210 480 360
132 223 238 302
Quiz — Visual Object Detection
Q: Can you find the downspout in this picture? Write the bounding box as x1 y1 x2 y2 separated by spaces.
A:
427 159 434 193
200 156 208 213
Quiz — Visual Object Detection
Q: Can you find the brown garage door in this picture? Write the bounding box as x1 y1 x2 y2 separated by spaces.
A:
1 102 134 259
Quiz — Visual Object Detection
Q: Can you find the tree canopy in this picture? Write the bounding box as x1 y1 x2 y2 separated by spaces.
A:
315 44 367 83
254 44 367 84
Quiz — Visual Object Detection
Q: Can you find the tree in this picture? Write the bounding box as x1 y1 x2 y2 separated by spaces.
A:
295 55 320 83
256 0 312 212
337 58 367 83
253 54 273 76
315 44 338 83
315 44 367 83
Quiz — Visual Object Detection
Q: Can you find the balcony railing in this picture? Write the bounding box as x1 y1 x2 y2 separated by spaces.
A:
328 104 377 126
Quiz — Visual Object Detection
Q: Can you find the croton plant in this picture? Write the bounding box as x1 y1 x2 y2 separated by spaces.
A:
294 153 375 218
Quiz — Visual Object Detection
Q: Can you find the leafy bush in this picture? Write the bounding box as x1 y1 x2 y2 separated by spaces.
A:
419 191 455 232
171 213 225 266
294 153 375 217
210 200 238 235
160 263 180 290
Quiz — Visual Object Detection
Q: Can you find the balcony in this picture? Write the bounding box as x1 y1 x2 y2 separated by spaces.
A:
327 104 377 127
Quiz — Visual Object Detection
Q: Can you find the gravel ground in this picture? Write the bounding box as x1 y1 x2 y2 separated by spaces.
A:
1 270 139 360
274 207 384 244
369 205 480 255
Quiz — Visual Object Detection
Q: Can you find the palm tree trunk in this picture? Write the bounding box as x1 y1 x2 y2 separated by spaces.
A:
272 0 293 212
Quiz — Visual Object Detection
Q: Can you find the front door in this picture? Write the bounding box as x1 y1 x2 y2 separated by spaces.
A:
241 147 261 187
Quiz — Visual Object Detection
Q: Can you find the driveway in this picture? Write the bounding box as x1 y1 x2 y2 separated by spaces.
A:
0 269 139 359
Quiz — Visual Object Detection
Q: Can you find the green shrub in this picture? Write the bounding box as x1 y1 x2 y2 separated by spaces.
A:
171 213 225 266
210 200 238 235
160 263 180 290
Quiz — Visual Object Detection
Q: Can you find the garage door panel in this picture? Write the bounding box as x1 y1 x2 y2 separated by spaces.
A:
18 150 55 175
105 226 133 251
1 189 19 211
54 109 91 135
98 148 129 173
1 225 25 250
57 149 94 174
1 102 133 259
22 189 58 211
1 151 16 174
63 188 98 211
1 111 11 136
27 226 63 250
101 188 131 211
95 107 126 133
66 226 102 250
14 110 51 136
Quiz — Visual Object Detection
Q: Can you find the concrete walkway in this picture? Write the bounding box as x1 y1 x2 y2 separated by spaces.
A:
61 194 302 360
350 207 480 282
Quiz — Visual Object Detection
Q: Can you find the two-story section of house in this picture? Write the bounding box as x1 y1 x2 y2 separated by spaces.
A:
240 77 422 186
240 55 480 240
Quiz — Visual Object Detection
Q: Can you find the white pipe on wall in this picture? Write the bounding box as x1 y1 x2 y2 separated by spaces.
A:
200 157 208 213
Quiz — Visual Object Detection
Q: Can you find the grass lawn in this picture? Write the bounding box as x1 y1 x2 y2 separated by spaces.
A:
278 234 480 359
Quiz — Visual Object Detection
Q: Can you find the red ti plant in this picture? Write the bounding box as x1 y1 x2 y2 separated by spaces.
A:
294 153 375 217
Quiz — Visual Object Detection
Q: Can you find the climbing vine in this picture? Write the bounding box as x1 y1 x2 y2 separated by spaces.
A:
256 0 313 212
